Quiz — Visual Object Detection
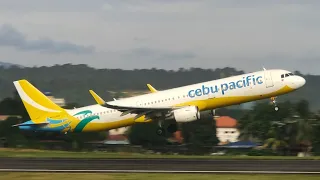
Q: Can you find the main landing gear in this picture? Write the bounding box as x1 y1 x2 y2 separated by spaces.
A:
156 120 178 136
271 97 279 111
156 127 165 136
156 119 165 136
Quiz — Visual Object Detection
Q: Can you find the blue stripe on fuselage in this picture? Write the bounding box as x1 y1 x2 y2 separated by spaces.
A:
17 120 70 132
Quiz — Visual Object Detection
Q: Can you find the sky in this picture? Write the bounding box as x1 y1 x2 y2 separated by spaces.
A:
0 0 319 74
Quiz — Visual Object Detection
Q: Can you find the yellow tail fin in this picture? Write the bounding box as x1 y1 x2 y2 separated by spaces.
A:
13 79 64 123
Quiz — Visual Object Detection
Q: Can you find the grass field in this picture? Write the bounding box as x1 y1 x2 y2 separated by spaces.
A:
0 148 319 159
0 173 319 180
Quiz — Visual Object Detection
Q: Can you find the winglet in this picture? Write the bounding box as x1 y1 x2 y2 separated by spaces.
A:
89 90 106 105
147 84 157 93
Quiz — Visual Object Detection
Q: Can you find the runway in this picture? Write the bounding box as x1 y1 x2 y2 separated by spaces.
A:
0 158 320 174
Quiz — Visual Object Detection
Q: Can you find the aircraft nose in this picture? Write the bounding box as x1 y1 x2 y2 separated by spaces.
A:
292 76 306 89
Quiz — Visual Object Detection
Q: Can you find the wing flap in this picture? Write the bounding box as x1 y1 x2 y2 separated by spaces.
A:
103 102 176 111
88 89 186 119
103 102 186 120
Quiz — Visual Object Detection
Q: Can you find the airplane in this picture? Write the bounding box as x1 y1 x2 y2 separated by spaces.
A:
12 68 306 136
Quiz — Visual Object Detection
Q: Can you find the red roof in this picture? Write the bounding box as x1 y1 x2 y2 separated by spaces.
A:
173 131 183 143
0 115 22 121
107 134 127 141
0 115 9 121
215 116 237 128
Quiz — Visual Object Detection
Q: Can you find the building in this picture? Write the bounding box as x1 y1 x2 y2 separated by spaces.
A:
0 115 22 121
44 91 66 107
215 116 240 145
105 127 130 145
0 115 9 121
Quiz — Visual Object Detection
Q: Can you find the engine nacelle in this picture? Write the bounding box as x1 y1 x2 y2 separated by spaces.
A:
172 106 200 122
200 109 215 119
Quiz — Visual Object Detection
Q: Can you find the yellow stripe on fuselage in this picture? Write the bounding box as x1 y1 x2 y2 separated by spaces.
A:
76 85 295 132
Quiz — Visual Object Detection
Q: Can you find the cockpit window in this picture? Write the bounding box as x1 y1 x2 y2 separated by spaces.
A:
281 73 294 78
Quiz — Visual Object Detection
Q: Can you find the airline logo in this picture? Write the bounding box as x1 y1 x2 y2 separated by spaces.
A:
188 74 263 98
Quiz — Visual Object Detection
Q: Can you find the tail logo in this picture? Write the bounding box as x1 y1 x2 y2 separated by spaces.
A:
73 110 100 132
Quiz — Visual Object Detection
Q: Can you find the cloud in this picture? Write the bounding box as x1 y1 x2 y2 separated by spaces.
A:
129 47 196 61
101 0 203 13
0 1 319 74
0 24 95 54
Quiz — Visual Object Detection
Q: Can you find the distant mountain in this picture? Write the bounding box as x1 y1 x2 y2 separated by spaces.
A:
0 62 23 69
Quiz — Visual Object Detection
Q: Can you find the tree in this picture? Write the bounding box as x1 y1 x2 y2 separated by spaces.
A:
263 122 289 154
0 117 28 147
181 111 219 154
238 99 320 155
238 102 276 142
127 122 167 147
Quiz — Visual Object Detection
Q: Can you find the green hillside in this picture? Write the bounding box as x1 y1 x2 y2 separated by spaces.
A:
0 64 318 111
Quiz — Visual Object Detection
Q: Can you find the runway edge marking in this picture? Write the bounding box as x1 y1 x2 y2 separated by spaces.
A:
0 169 320 174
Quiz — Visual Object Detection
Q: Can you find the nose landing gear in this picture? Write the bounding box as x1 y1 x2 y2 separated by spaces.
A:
271 97 279 111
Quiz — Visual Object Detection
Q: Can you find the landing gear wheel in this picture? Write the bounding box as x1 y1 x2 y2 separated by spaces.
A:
156 127 165 136
275 106 279 111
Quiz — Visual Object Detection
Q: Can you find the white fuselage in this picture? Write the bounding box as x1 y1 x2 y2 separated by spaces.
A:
63 69 305 131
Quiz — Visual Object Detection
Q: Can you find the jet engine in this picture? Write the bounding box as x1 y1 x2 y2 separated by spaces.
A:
172 106 200 122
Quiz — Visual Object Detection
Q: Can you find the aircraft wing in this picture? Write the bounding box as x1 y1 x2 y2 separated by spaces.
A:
103 102 183 120
89 90 184 120
103 102 179 112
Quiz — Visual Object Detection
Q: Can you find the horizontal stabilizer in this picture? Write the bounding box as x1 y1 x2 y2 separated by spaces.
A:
12 122 49 127
89 90 106 105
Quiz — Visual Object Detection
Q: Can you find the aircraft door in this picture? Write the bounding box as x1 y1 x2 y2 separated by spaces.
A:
264 70 274 88
136 101 142 107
